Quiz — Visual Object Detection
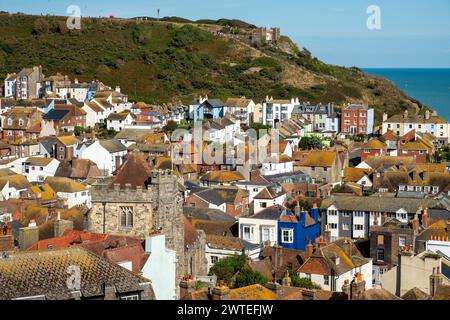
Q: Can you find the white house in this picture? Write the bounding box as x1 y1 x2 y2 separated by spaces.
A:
298 240 373 292
107 112 134 132
224 97 255 126
44 176 91 209
141 234 177 300
238 205 285 246
261 97 298 127
77 139 127 176
205 235 261 272
235 180 270 204
261 154 294 176
253 185 287 214
0 174 31 200
82 102 106 127
22 157 60 183
4 74 16 98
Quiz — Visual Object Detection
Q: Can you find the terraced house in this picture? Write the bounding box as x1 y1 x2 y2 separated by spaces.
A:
382 109 450 144
321 195 439 240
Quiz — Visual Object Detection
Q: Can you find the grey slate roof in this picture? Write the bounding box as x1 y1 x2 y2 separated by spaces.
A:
249 205 285 220
320 195 440 213
43 109 70 121
99 139 127 153
183 206 236 223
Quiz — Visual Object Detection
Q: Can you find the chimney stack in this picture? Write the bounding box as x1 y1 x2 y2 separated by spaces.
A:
306 239 313 258
350 273 366 300
425 110 430 120
429 267 443 297
281 271 291 286
301 289 316 300
18 221 39 250
412 212 420 234
295 201 301 215
266 282 282 294
54 218 74 237
382 112 388 122
324 224 331 244
211 281 230 300
403 109 409 119
342 279 350 298
179 275 196 300
422 208 429 229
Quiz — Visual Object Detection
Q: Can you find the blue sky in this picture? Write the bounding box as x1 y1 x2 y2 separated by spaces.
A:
1 0 450 68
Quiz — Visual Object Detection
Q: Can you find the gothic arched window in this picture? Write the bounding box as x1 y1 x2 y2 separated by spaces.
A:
119 206 134 228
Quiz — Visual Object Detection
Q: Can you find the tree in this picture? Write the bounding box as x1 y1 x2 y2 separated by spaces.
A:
33 17 50 34
208 253 246 285
290 272 322 289
233 268 268 289
298 136 323 150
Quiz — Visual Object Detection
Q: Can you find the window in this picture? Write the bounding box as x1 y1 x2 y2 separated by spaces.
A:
399 235 407 247
281 229 294 243
432 186 439 194
7 118 12 126
260 202 267 208
343 223 350 231
377 235 384 245
18 119 24 126
121 295 139 300
354 224 364 231
305 273 311 280
354 212 364 217
342 211 350 217
211 256 219 264
324 275 329 285
377 248 385 262
328 210 338 216
328 223 338 230
243 226 255 241
261 226 274 242
120 206 134 228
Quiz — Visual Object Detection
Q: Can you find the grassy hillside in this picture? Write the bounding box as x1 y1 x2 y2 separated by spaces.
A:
0 13 423 123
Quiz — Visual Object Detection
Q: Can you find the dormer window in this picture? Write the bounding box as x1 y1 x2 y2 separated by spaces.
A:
18 119 24 126
7 118 12 126
432 186 439 194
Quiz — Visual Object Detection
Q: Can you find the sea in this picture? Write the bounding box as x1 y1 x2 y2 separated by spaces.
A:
363 68 450 121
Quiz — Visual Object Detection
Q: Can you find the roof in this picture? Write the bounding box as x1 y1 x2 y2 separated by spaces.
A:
228 284 278 300
114 128 150 141
192 187 245 206
362 139 386 149
247 205 285 220
183 206 235 222
112 153 153 189
28 184 57 200
254 185 285 199
297 151 336 168
184 216 198 246
44 176 87 193
224 97 253 108
57 136 80 146
0 247 149 300
386 113 448 125
343 167 371 183
360 288 401 300
99 139 127 153
0 174 31 190
42 109 70 121
55 159 101 180
25 157 54 166
206 234 257 251
107 112 131 121
201 171 245 183
401 287 430 300
363 156 416 170
321 195 439 213
298 240 368 276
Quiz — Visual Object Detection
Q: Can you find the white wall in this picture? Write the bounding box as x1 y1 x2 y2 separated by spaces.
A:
238 217 278 246
141 235 177 300
253 194 286 214
23 159 60 183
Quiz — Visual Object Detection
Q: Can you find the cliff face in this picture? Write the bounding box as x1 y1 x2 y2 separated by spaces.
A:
0 13 422 122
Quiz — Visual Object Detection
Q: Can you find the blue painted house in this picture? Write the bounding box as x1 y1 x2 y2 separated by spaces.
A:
190 98 225 121
277 204 320 251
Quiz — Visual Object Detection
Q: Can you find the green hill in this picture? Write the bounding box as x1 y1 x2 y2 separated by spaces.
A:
0 13 424 123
